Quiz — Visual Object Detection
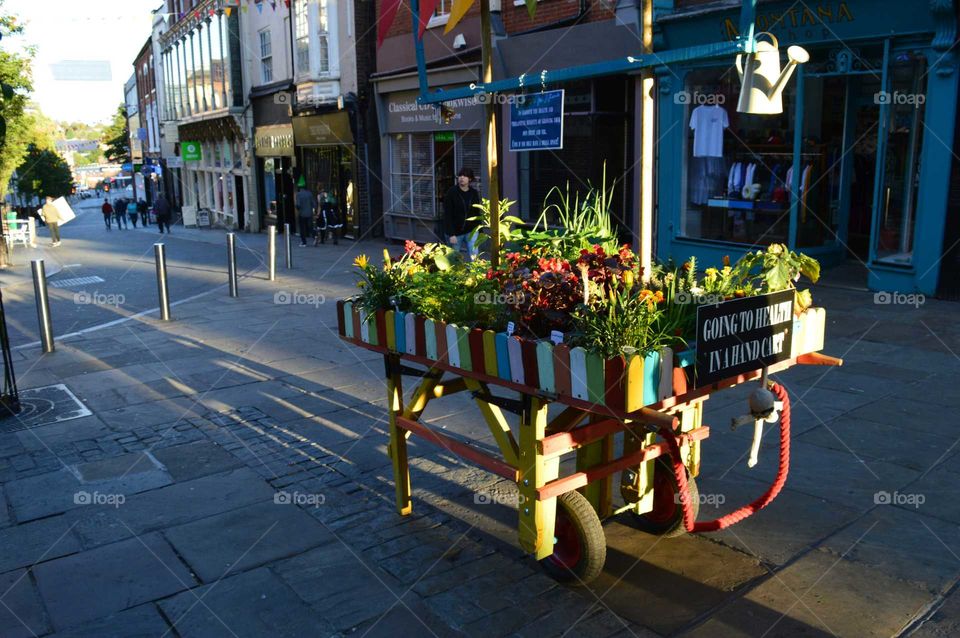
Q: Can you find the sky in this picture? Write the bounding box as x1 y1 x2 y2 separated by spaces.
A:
2 0 164 125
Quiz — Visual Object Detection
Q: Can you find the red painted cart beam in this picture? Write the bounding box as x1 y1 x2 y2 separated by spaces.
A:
797 352 843 367
539 409 679 458
396 416 518 481
536 427 711 501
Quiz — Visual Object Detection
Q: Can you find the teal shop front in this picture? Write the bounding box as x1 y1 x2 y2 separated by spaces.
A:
655 0 958 294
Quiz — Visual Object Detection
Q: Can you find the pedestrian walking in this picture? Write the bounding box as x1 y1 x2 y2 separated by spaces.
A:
101 200 113 230
443 168 481 260
315 187 340 245
40 196 62 247
154 194 172 234
113 197 128 229
127 200 139 228
137 199 149 227
295 179 315 247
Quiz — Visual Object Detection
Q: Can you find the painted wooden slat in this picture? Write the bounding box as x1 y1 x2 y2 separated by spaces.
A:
359 311 370 343
435 321 449 364
367 313 379 346
537 341 555 393
803 308 825 354
375 310 387 347
508 336 525 385
457 326 472 371
521 339 540 390
468 329 485 373
569 347 588 401
553 344 571 397
642 350 660 406
336 300 346 336
790 317 803 357
624 354 645 413
658 347 674 400
585 351 605 406
483 330 499 377
495 333 511 380
673 366 689 397
424 319 437 360
446 323 460 368
344 301 355 338
394 311 406 354
385 310 397 351
414 315 427 356
604 356 625 409
350 305 361 340
404 313 416 355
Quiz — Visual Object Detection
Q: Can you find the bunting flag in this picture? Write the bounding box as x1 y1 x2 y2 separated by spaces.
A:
225 7 232 16
443 0 473 34
417 0 441 38
377 0 402 47
255 1 263 14
270 0 277 11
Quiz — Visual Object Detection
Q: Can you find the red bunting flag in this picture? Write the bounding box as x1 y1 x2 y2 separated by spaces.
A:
377 0 402 47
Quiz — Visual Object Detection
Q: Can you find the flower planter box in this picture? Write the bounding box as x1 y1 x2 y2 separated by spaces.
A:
337 299 827 412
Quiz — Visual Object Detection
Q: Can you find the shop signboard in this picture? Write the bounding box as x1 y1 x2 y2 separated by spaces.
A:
434 131 455 142
509 89 564 151
694 289 794 387
181 141 202 162
384 91 484 133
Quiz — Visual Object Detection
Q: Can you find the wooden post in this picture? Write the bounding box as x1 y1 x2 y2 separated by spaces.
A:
480 0 500 269
517 396 558 559
385 354 412 515
640 0 654 281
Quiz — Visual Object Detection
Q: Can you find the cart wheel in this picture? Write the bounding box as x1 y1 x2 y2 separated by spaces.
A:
630 457 699 538
539 490 606 585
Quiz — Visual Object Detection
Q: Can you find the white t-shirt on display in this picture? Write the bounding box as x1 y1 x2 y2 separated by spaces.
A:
690 105 729 158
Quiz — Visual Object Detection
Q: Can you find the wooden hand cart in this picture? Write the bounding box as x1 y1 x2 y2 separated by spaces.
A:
337 300 841 584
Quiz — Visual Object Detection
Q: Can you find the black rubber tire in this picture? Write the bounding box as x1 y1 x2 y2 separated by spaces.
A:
630 456 700 538
539 490 606 585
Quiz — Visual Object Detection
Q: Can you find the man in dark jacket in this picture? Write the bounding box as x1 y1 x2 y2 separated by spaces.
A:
113 197 128 229
295 182 315 246
154 194 172 234
137 199 150 227
442 168 481 260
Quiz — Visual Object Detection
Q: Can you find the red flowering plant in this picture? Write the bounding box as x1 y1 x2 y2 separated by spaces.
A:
489 251 581 338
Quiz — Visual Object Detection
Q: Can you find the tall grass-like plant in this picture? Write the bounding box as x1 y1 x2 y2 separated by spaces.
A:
466 197 522 250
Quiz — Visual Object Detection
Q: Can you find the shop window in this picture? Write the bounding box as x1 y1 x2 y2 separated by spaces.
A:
874 52 926 266
294 0 310 75
680 67 792 246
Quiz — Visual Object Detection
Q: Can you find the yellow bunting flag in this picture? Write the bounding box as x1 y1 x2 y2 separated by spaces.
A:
444 0 475 34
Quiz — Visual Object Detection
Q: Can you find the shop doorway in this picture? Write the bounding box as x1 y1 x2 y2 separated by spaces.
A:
299 146 357 239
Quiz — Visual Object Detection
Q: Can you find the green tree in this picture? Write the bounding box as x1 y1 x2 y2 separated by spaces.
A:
101 104 129 164
0 3 35 199
15 143 73 201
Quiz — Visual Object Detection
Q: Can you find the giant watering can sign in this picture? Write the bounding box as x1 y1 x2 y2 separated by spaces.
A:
694 289 794 387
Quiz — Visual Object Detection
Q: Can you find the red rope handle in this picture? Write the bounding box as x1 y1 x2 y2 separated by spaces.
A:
662 382 791 533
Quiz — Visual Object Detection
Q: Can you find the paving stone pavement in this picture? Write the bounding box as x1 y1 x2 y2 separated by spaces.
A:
0 237 956 636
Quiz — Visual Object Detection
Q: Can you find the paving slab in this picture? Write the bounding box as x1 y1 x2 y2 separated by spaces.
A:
819 505 960 594
48 603 170 638
0 515 82 574
273 541 401 631
33 533 195 631
69 467 276 548
150 440 242 481
0 568 50 638
164 500 336 582
581 521 767 635
686 549 933 637
5 469 84 522
910 585 960 637
159 567 337 637
16 415 112 451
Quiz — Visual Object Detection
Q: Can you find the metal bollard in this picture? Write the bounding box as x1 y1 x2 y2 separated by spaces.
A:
267 225 277 281
154 243 171 321
227 233 238 298
284 223 293 269
30 260 54 353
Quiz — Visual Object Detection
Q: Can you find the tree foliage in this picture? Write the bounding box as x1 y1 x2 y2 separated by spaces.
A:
101 104 129 165
0 1 36 199
15 143 73 200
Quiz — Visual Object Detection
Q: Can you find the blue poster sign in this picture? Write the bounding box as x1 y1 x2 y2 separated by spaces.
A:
121 163 133 171
509 89 564 151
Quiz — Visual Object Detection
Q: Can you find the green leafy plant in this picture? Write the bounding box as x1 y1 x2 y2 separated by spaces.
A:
405 259 504 328
352 252 410 315
733 244 820 313
572 284 676 358
467 197 522 249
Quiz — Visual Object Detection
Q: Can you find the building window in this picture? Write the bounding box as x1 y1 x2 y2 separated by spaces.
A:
317 0 330 73
428 0 450 27
294 0 309 75
259 29 273 83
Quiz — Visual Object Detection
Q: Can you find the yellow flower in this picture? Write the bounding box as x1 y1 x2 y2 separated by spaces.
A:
704 267 719 281
353 255 369 270
623 270 635 289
